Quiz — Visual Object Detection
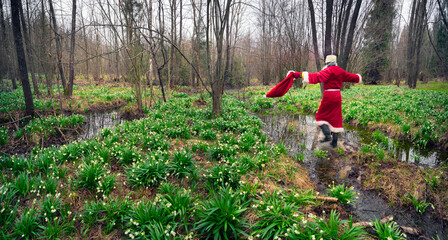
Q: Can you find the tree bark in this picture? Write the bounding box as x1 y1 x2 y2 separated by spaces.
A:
80 9 89 82
48 0 66 90
338 0 353 56
436 0 448 31
407 0 427 89
191 0 204 100
334 0 347 56
39 0 52 95
18 2 40 96
67 0 77 97
308 0 323 96
324 0 334 56
0 0 17 89
10 0 34 117
210 0 232 117
339 0 362 70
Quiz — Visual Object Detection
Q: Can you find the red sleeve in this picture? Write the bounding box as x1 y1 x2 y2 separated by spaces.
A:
343 71 362 83
303 67 332 84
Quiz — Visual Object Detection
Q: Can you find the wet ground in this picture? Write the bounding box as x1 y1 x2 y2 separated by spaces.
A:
257 111 448 239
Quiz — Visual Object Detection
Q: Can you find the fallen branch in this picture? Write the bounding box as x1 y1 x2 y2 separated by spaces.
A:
400 226 420 235
2 115 30 128
56 127 68 142
352 215 393 227
316 196 338 202
350 216 420 236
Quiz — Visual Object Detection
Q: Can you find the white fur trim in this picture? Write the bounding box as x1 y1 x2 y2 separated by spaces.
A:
357 74 362 83
263 94 267 98
316 121 344 133
302 72 309 84
287 70 294 79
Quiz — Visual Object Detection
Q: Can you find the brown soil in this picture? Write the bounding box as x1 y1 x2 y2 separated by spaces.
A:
0 127 83 155
352 150 448 221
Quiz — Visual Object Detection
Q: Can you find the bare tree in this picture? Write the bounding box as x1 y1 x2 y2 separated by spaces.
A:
48 0 66 90
67 0 77 97
18 1 40 95
10 0 34 117
0 0 18 89
339 0 363 70
407 0 428 88
207 0 232 117
308 0 322 71
191 0 204 99
324 0 334 56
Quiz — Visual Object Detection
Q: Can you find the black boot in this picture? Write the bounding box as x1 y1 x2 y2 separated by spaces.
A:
319 124 331 143
331 133 338 148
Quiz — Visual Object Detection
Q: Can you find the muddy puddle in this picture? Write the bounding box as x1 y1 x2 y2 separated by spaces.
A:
257 111 447 239
80 111 123 139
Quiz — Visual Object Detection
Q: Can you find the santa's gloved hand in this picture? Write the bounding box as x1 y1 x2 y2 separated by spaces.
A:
286 71 302 79
286 70 295 78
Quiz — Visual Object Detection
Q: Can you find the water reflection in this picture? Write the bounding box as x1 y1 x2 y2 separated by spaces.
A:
82 111 123 139
259 111 447 167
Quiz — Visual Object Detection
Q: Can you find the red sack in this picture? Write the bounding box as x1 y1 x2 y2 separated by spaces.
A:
265 72 300 98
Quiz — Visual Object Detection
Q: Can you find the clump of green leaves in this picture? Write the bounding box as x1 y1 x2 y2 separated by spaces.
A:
328 183 358 205
76 161 105 190
169 149 195 178
0 183 18 229
252 190 301 239
373 130 389 147
195 187 248 240
124 199 176 239
14 208 41 239
0 127 8 145
200 129 217 141
372 217 406 240
142 133 170 152
207 142 237 160
313 149 328 159
127 153 169 188
424 169 442 190
13 172 35 197
205 164 241 189
99 174 116 196
406 193 433 215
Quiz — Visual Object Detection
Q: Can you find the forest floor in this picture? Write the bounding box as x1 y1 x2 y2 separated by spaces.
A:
0 79 447 239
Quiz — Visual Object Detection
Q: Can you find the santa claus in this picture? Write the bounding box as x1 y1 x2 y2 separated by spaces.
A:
266 55 362 147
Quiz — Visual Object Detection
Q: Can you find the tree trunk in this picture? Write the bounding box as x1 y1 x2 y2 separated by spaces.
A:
210 0 232 117
125 0 142 111
308 0 323 96
81 9 89 82
18 2 39 96
10 0 34 117
48 0 66 90
338 0 353 56
340 0 362 70
324 0 333 56
0 0 17 89
261 0 270 86
177 0 182 85
39 0 53 96
192 0 204 100
67 0 77 97
334 0 347 55
407 0 427 89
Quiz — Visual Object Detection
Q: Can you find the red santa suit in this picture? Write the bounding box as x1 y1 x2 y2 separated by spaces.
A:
301 66 362 133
